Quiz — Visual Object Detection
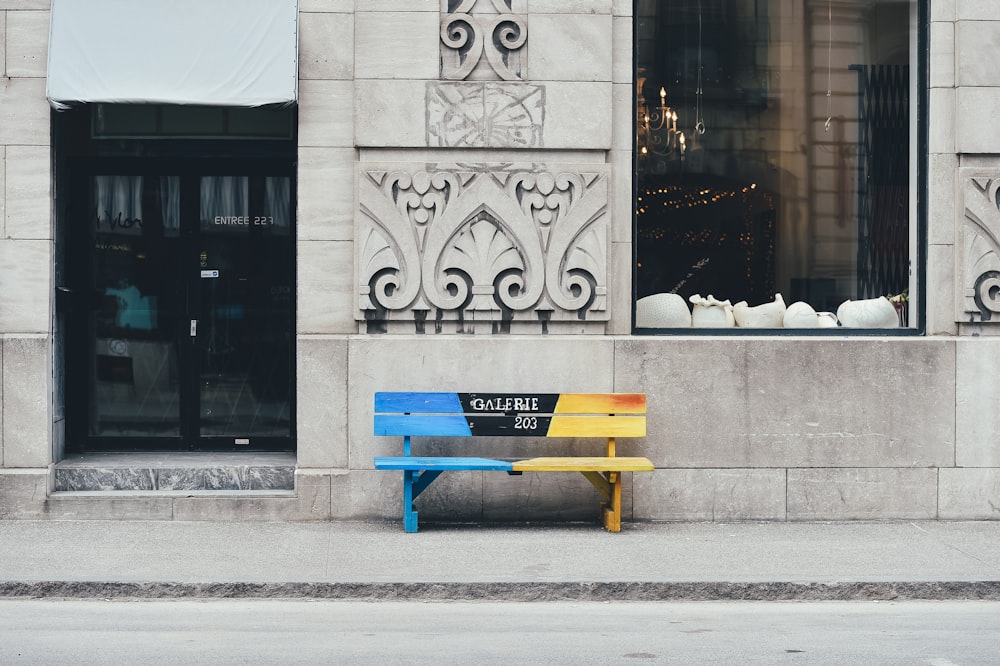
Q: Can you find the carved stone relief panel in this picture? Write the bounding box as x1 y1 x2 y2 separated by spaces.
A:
427 82 543 148
959 175 1000 322
358 163 610 334
441 0 527 81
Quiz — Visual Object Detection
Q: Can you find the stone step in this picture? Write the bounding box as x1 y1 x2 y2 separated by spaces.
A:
54 452 296 492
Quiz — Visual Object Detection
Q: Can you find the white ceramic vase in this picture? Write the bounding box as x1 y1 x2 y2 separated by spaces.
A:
689 294 735 328
733 293 786 328
635 293 691 328
783 301 840 328
836 297 899 328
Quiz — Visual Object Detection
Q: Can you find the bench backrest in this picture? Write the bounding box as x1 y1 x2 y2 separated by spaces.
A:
374 392 646 442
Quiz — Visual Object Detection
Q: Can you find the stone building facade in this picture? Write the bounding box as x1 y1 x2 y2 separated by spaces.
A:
1 0 999 523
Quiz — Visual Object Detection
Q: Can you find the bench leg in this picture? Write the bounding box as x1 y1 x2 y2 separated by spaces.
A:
581 471 623 533
403 470 419 533
601 472 622 533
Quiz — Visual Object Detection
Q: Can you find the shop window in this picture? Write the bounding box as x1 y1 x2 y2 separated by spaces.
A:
634 0 923 331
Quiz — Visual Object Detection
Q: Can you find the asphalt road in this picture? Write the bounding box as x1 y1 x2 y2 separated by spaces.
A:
1 600 998 665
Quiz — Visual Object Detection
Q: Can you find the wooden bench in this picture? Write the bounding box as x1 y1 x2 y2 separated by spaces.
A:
373 392 653 533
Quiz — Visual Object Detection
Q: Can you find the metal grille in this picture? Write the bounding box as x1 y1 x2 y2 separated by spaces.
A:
851 64 910 302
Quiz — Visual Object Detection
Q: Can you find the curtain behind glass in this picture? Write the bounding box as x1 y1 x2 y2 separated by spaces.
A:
264 177 291 232
94 175 143 236
94 176 181 236
200 176 248 229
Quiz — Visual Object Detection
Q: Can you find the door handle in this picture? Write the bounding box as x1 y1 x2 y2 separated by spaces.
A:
190 319 198 337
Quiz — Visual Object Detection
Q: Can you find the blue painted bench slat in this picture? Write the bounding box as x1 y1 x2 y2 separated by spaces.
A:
373 456 513 472
374 392 465 413
374 415 473 437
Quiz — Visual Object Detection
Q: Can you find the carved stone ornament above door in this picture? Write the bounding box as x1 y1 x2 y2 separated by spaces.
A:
441 0 527 81
357 164 609 334
959 175 1000 322
427 81 544 148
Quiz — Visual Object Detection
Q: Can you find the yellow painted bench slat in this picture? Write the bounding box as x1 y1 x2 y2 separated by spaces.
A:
511 456 655 472
546 416 646 438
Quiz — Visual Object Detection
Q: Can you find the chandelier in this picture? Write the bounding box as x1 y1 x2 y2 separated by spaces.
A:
636 1 707 168
636 75 686 161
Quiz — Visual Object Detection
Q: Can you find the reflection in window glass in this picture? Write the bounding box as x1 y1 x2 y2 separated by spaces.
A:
160 106 225 136
635 0 918 329
92 105 158 136
91 105 294 139
89 176 182 436
229 107 294 137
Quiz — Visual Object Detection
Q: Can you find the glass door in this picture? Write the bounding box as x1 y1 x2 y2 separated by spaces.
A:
70 166 294 450
87 174 183 439
195 176 293 442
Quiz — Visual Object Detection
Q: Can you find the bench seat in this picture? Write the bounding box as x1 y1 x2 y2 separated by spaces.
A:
374 456 654 473
373 456 515 471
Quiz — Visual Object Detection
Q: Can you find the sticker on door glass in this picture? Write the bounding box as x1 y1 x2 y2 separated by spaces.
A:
201 270 219 278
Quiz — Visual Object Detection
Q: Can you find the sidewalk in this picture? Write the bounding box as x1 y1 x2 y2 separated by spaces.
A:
1 520 999 600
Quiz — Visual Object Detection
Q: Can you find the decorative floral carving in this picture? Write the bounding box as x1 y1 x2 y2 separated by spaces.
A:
973 271 1000 321
358 164 609 333
960 177 1000 322
441 0 527 81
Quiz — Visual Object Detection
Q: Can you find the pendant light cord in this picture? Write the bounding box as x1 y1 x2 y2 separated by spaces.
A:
825 0 833 131
695 0 706 135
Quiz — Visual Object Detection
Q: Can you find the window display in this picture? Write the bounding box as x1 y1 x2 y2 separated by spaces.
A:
635 0 921 330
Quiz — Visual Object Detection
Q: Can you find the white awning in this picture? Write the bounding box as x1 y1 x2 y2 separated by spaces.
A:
46 0 298 109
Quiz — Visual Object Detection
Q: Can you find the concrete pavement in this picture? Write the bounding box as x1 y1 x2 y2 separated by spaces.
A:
1 520 999 600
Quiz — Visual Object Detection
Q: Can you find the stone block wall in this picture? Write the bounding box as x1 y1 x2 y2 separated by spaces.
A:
1 0 53 488
293 2 357 503
327 336 1000 522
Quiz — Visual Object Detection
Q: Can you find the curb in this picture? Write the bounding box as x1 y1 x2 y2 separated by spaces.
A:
3 581 1000 601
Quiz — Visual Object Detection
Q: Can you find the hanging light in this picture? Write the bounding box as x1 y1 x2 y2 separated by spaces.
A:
636 76 686 160
636 1 707 166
